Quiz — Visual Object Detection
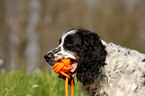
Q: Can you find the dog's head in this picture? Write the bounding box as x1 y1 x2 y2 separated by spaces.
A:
44 29 107 85
44 29 80 75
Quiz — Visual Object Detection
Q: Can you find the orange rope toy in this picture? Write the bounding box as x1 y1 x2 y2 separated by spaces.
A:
53 59 74 96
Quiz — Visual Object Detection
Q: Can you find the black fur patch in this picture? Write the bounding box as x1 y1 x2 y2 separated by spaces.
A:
70 29 107 85
142 58 145 62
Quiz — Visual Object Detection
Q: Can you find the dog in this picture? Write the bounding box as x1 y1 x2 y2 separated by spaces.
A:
44 29 145 96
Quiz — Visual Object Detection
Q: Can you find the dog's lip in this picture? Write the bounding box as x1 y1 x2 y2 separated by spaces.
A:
69 59 78 77
70 60 78 73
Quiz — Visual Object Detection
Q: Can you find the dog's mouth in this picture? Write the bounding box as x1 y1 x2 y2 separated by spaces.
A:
69 59 78 75
57 58 78 78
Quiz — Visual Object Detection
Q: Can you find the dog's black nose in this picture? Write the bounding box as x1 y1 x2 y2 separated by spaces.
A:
44 53 53 62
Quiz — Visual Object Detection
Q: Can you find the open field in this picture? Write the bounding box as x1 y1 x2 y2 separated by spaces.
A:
0 69 83 96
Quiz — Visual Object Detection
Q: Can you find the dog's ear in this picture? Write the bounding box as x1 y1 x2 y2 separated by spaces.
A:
76 30 107 85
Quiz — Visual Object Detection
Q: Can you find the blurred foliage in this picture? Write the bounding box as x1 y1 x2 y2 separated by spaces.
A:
0 0 145 70
0 69 83 96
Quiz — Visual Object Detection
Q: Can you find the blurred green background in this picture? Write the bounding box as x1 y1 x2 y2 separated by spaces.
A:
0 0 145 71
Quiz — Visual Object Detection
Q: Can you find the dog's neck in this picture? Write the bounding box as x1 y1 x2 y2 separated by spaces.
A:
82 41 145 96
81 42 126 95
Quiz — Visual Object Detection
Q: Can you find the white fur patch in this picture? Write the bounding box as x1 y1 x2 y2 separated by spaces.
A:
83 42 145 96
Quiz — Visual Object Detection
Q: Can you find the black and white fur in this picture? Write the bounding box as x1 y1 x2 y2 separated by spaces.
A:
44 29 145 96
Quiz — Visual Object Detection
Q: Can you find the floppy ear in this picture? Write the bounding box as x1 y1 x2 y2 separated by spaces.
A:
76 31 107 85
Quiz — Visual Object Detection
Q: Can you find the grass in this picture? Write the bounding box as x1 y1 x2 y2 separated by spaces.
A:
0 69 83 96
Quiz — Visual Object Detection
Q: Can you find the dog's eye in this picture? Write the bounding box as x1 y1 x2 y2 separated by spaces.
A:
66 43 73 47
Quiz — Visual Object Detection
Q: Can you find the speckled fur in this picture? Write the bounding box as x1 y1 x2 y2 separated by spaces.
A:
83 42 145 96
44 29 145 96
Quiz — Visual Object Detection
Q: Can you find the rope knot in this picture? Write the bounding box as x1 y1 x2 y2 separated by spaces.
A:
53 59 71 78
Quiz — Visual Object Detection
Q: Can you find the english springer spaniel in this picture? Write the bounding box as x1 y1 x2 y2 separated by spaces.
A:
44 29 145 96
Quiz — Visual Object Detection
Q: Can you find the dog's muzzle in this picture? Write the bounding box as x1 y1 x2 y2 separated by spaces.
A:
44 47 61 66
